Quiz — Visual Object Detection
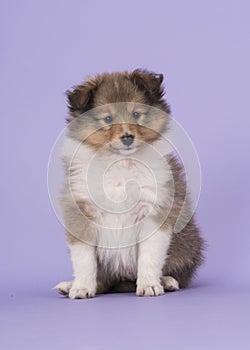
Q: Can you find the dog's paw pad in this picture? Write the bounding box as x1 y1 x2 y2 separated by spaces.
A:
54 281 73 296
161 276 179 292
69 288 95 299
136 284 164 297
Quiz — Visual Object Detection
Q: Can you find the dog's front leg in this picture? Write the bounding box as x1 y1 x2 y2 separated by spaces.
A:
68 242 97 299
136 228 172 297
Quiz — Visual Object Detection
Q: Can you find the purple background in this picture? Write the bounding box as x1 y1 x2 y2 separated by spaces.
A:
1 1 250 349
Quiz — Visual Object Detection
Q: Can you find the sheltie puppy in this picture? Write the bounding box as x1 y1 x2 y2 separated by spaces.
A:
54 69 204 298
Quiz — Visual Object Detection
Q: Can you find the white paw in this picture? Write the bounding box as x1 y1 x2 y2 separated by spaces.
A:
161 276 180 292
136 283 164 297
69 287 95 299
54 280 73 296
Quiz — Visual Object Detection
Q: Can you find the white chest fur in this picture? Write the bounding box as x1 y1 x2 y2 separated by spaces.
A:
63 137 170 220
62 137 172 278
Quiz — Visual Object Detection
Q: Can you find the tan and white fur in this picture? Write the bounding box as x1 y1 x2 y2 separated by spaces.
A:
54 69 204 298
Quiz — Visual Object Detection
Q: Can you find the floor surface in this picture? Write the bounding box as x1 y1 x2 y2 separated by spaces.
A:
1 281 249 350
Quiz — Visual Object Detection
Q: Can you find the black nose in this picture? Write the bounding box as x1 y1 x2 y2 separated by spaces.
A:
120 133 135 146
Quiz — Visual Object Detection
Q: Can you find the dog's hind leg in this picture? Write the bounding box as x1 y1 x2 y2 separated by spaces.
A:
161 276 180 292
54 280 73 296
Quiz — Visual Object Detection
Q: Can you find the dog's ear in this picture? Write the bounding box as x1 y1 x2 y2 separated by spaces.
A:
130 69 164 99
66 77 99 118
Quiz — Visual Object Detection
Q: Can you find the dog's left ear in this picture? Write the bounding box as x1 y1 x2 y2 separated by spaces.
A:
130 69 164 99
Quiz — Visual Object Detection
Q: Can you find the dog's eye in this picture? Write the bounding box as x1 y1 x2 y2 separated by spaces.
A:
104 115 113 124
132 112 140 119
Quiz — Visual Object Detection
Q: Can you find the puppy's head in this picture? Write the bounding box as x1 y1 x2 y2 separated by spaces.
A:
66 69 171 155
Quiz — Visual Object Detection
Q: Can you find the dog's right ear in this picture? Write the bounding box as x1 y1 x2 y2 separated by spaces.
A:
66 77 99 119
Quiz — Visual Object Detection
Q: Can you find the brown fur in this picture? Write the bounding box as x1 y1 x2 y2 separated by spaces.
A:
61 69 204 294
67 69 170 119
162 155 204 287
83 123 162 151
